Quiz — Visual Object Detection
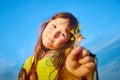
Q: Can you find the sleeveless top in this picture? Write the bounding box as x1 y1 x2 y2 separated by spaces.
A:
23 56 57 80
21 55 98 80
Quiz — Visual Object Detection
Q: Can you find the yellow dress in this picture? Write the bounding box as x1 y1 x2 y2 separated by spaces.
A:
20 56 98 80
23 56 57 80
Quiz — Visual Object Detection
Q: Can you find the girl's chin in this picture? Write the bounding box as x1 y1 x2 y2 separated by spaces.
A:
43 42 59 50
43 44 54 50
45 45 58 50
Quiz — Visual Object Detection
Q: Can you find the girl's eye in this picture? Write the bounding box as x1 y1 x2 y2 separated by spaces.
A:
52 24 56 28
61 33 65 37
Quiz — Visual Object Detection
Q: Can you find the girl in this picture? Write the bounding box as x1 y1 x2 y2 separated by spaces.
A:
18 12 98 80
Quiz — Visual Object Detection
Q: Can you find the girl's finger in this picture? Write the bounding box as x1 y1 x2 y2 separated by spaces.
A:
83 62 96 70
79 56 95 64
69 46 83 60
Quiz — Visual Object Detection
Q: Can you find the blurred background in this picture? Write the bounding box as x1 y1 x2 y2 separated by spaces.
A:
0 0 120 80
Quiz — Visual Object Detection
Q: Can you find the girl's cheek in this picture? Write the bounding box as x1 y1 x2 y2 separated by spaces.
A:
59 38 68 44
45 25 51 31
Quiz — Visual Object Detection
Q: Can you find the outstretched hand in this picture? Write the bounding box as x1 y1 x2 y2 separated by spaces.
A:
65 46 96 78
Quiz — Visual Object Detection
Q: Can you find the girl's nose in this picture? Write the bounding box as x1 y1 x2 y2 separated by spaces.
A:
51 29 60 39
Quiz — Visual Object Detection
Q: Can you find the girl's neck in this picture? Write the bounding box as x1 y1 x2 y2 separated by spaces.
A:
43 51 55 58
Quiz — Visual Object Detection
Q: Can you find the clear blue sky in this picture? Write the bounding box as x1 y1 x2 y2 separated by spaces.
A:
0 0 120 80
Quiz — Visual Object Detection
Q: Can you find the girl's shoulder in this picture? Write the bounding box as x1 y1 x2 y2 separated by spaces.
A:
22 56 34 72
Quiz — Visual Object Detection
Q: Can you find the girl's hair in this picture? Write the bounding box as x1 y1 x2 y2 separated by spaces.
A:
26 12 79 80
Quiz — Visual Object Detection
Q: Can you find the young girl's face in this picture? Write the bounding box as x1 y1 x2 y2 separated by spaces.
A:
42 18 71 49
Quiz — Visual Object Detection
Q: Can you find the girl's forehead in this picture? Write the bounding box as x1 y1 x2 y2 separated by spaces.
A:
51 18 70 30
52 18 69 25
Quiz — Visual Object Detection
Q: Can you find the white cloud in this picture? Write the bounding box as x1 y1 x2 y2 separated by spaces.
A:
19 47 26 55
0 57 17 74
99 56 120 80
91 34 120 53
0 56 20 80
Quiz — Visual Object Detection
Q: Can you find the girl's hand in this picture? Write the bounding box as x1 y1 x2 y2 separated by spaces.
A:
65 46 96 78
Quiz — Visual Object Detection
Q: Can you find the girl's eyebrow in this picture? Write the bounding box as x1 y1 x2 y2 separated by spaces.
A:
59 22 69 24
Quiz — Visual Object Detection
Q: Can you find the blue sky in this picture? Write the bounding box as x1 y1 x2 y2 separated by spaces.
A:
0 0 120 80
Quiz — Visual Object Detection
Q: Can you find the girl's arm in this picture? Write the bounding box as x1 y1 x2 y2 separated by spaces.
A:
18 68 26 80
